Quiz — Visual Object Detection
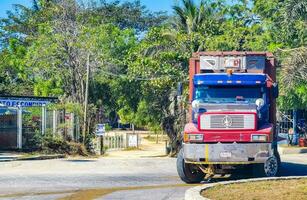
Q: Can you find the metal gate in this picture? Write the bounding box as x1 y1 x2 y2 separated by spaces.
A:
276 110 307 144
0 108 17 149
276 110 293 135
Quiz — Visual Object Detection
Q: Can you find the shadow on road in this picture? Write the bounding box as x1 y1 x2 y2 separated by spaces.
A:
279 162 307 176
65 159 97 163
202 161 307 184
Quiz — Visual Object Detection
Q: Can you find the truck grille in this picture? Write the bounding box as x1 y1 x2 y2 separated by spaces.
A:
199 113 256 130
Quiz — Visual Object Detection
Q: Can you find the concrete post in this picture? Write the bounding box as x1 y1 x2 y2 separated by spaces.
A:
71 113 74 140
42 105 46 135
17 106 22 149
52 110 57 135
76 116 80 141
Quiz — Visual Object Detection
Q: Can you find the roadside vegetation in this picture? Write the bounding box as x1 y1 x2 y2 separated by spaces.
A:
24 132 89 156
0 0 306 153
202 178 307 200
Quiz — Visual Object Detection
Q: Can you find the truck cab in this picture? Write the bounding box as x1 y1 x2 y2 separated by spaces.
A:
177 52 280 183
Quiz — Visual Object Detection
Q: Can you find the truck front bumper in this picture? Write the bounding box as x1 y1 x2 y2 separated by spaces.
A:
183 143 272 164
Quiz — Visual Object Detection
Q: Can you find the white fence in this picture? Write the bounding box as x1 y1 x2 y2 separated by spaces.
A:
103 135 125 150
94 132 141 154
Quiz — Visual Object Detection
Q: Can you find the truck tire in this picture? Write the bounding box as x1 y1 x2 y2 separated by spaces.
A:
176 148 205 183
253 152 280 177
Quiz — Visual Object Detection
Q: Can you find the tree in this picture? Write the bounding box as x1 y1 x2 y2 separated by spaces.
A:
253 0 306 49
172 0 206 34
284 0 307 21
278 47 307 110
79 0 168 33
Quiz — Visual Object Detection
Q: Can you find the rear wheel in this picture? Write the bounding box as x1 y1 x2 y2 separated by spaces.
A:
176 148 205 183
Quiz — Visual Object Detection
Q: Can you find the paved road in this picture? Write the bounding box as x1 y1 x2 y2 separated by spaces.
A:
0 154 306 200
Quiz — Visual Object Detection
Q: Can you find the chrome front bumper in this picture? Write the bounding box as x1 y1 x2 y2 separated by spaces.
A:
183 143 272 164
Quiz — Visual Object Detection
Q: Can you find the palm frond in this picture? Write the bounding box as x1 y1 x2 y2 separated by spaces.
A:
280 47 307 88
284 0 307 21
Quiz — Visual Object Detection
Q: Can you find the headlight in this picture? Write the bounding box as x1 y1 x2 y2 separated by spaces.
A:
255 98 264 109
183 133 203 142
192 100 200 110
251 134 267 142
189 134 203 141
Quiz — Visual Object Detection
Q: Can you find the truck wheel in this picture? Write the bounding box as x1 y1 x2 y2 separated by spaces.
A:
253 154 280 177
176 148 205 183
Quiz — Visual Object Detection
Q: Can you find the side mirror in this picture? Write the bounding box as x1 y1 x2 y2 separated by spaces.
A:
177 82 183 96
273 83 279 98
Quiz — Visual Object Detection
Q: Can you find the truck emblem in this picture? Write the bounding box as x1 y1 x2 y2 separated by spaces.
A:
222 115 232 127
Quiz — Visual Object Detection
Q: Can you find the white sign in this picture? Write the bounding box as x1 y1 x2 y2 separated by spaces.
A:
0 100 49 107
96 124 105 136
128 135 138 147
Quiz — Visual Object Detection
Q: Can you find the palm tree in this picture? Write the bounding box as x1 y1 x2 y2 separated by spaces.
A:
280 47 307 88
172 0 205 34
284 0 307 21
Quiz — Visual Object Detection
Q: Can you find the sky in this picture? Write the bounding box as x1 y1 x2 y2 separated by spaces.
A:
0 0 176 18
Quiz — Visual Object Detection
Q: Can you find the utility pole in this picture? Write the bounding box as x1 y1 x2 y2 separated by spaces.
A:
83 53 90 144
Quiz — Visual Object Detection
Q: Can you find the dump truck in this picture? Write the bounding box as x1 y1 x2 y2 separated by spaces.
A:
177 51 280 183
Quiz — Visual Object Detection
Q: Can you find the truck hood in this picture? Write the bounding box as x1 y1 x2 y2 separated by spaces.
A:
198 103 257 113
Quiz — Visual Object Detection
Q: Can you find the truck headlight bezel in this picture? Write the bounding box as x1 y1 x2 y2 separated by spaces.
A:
191 100 200 111
255 98 264 110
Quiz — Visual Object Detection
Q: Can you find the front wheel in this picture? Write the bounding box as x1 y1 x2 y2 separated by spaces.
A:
253 153 280 177
176 148 205 183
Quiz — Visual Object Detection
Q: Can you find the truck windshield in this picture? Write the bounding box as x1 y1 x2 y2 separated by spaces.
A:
194 86 262 103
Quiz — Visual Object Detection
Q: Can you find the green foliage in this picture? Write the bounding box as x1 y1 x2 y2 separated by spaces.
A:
42 134 88 155
278 47 307 110
23 131 43 151
42 134 69 153
24 131 88 155
105 124 112 131
80 0 168 32
66 142 88 156
253 0 306 49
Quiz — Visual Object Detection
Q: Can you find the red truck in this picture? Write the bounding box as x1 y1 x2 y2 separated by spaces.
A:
177 51 280 183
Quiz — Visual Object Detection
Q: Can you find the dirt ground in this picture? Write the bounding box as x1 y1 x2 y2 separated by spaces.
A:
202 178 307 200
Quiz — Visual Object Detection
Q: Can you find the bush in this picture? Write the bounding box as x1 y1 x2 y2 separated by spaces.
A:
23 131 42 151
84 134 96 154
23 132 89 156
67 142 88 156
105 124 112 131
42 134 70 154
42 134 88 156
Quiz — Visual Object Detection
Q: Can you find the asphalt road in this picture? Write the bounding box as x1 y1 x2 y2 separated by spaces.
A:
0 154 306 200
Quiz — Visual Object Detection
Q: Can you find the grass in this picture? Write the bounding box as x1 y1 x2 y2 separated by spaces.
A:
123 147 141 151
143 134 168 143
202 179 307 200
